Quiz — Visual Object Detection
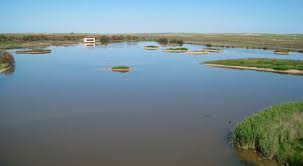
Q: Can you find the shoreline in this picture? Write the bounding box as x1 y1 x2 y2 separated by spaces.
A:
0 41 80 50
1 33 303 53
1 40 303 53
204 64 303 75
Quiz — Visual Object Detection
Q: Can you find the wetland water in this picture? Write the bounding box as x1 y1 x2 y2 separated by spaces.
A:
1 42 303 166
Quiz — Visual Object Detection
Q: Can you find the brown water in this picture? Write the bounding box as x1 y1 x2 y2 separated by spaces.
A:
1 42 303 166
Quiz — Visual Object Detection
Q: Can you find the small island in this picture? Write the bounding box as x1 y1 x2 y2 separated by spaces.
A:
144 45 160 50
0 51 15 73
111 66 130 73
203 58 303 75
163 47 188 53
16 49 52 54
274 50 289 55
203 48 224 53
186 50 209 55
232 101 303 165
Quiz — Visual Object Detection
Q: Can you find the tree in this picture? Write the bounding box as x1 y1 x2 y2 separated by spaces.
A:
99 35 110 44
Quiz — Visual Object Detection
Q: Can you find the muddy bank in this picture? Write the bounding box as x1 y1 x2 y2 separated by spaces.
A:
205 64 303 75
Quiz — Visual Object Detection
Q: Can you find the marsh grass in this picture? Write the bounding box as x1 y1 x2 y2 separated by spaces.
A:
165 47 188 51
145 45 159 48
111 66 130 73
232 102 303 165
144 45 160 50
203 58 303 71
112 66 130 70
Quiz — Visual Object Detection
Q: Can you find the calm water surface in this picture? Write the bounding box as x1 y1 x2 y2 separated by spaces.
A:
1 42 303 166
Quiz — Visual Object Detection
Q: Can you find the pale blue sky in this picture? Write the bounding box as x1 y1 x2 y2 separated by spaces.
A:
1 0 303 33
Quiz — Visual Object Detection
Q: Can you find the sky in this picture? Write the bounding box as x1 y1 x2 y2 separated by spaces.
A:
1 0 303 34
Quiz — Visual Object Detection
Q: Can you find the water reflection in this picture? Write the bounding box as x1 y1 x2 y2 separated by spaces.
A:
0 66 15 76
84 43 96 47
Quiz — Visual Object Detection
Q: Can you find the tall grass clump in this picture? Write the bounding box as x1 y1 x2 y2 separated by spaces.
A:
99 35 111 44
0 51 15 70
232 102 303 165
157 38 169 45
169 39 184 45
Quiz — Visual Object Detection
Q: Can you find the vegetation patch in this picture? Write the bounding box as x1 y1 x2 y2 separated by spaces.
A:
203 58 303 74
157 38 169 45
111 66 130 72
139 33 303 53
169 39 184 45
99 35 111 44
16 49 52 54
156 38 184 46
232 102 303 165
0 51 15 71
163 47 188 53
144 45 160 50
204 47 224 53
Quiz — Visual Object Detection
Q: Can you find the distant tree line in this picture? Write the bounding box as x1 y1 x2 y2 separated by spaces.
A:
0 34 141 43
99 35 140 44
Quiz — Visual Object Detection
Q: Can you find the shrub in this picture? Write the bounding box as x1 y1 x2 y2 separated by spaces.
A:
205 44 212 47
99 35 111 44
0 51 15 69
126 35 139 40
22 35 48 42
157 38 169 45
111 35 125 41
64 36 71 40
170 39 184 45
0 35 8 42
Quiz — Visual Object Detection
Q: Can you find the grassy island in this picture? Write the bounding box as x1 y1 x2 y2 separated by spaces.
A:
144 45 160 50
232 102 303 165
203 58 303 75
0 51 15 73
163 47 188 53
204 48 224 53
112 66 130 72
16 49 52 54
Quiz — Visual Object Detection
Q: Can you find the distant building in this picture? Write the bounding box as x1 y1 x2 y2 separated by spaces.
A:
83 36 96 43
